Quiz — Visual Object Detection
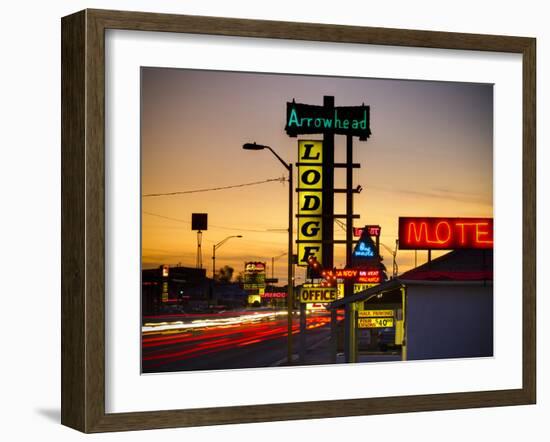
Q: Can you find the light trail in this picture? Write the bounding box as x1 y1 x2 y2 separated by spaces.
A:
141 312 338 371
142 310 288 333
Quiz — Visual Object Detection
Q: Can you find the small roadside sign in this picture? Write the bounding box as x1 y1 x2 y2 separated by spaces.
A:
358 309 394 318
358 317 394 328
300 287 339 303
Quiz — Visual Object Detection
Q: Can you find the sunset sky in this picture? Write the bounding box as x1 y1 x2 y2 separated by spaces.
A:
141 68 493 284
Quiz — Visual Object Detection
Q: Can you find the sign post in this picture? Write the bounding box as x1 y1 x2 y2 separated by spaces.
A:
286 96 371 363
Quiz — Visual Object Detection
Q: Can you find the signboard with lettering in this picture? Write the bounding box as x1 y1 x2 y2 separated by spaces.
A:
261 292 287 299
326 268 382 284
353 283 378 294
300 286 340 303
297 140 323 266
244 262 266 290
398 217 494 250
358 317 394 328
359 309 394 318
285 101 371 140
353 225 381 237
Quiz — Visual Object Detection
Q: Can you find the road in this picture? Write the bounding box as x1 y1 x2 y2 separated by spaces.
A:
141 310 333 373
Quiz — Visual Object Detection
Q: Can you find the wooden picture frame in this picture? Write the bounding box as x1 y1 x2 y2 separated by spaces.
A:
61 9 536 433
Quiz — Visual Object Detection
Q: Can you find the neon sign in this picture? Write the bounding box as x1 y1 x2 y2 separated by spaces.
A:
356 269 382 283
353 225 381 237
287 108 369 132
324 268 382 284
261 292 287 298
354 242 375 257
398 217 493 250
285 101 371 140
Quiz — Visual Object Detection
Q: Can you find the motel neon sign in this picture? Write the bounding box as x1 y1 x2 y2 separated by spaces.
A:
398 217 493 250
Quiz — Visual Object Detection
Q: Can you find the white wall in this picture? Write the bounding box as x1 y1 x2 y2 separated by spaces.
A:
0 0 546 440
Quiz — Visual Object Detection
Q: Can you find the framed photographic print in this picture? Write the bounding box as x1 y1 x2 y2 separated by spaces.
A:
61 9 536 433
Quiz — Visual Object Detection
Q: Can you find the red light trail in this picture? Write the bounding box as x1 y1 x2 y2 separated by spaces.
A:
141 312 336 371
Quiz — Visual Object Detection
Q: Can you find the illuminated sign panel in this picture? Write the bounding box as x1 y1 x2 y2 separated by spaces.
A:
297 140 323 266
285 102 371 140
359 310 394 318
358 317 394 328
354 241 375 257
261 292 287 299
353 225 381 237
244 262 266 290
398 217 493 250
353 283 378 294
356 269 382 283
328 269 382 284
299 191 323 215
300 287 339 303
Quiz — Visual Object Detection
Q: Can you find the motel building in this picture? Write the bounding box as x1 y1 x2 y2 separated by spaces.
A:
330 248 493 362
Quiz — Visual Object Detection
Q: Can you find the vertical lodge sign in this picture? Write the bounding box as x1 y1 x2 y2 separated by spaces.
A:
297 140 323 266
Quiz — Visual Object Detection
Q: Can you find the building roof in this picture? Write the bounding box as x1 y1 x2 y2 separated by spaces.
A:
329 249 493 308
399 249 492 281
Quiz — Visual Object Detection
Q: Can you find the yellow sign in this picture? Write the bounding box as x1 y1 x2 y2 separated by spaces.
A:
247 294 261 305
358 317 394 328
354 283 378 294
298 191 323 215
297 140 323 266
300 287 339 303
298 140 323 164
359 309 394 318
298 217 322 241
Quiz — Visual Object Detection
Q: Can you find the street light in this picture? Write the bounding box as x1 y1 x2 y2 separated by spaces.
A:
212 235 242 280
243 141 294 364
271 251 287 281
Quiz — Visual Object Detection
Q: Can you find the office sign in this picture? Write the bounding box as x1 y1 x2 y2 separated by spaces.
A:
285 101 371 140
358 317 394 328
398 217 494 250
297 140 323 266
300 287 339 303
359 309 394 318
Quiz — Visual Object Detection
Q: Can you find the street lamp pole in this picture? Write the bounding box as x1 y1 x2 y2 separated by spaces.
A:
271 252 287 281
212 235 242 280
243 142 294 364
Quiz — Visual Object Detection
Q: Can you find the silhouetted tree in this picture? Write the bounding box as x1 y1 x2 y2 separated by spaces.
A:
216 265 234 283
234 271 244 284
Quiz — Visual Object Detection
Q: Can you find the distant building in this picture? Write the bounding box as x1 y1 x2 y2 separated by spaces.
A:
142 265 208 315
141 265 248 315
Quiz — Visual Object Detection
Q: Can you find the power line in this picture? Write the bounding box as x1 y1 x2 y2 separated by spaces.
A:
142 176 287 198
142 211 286 234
